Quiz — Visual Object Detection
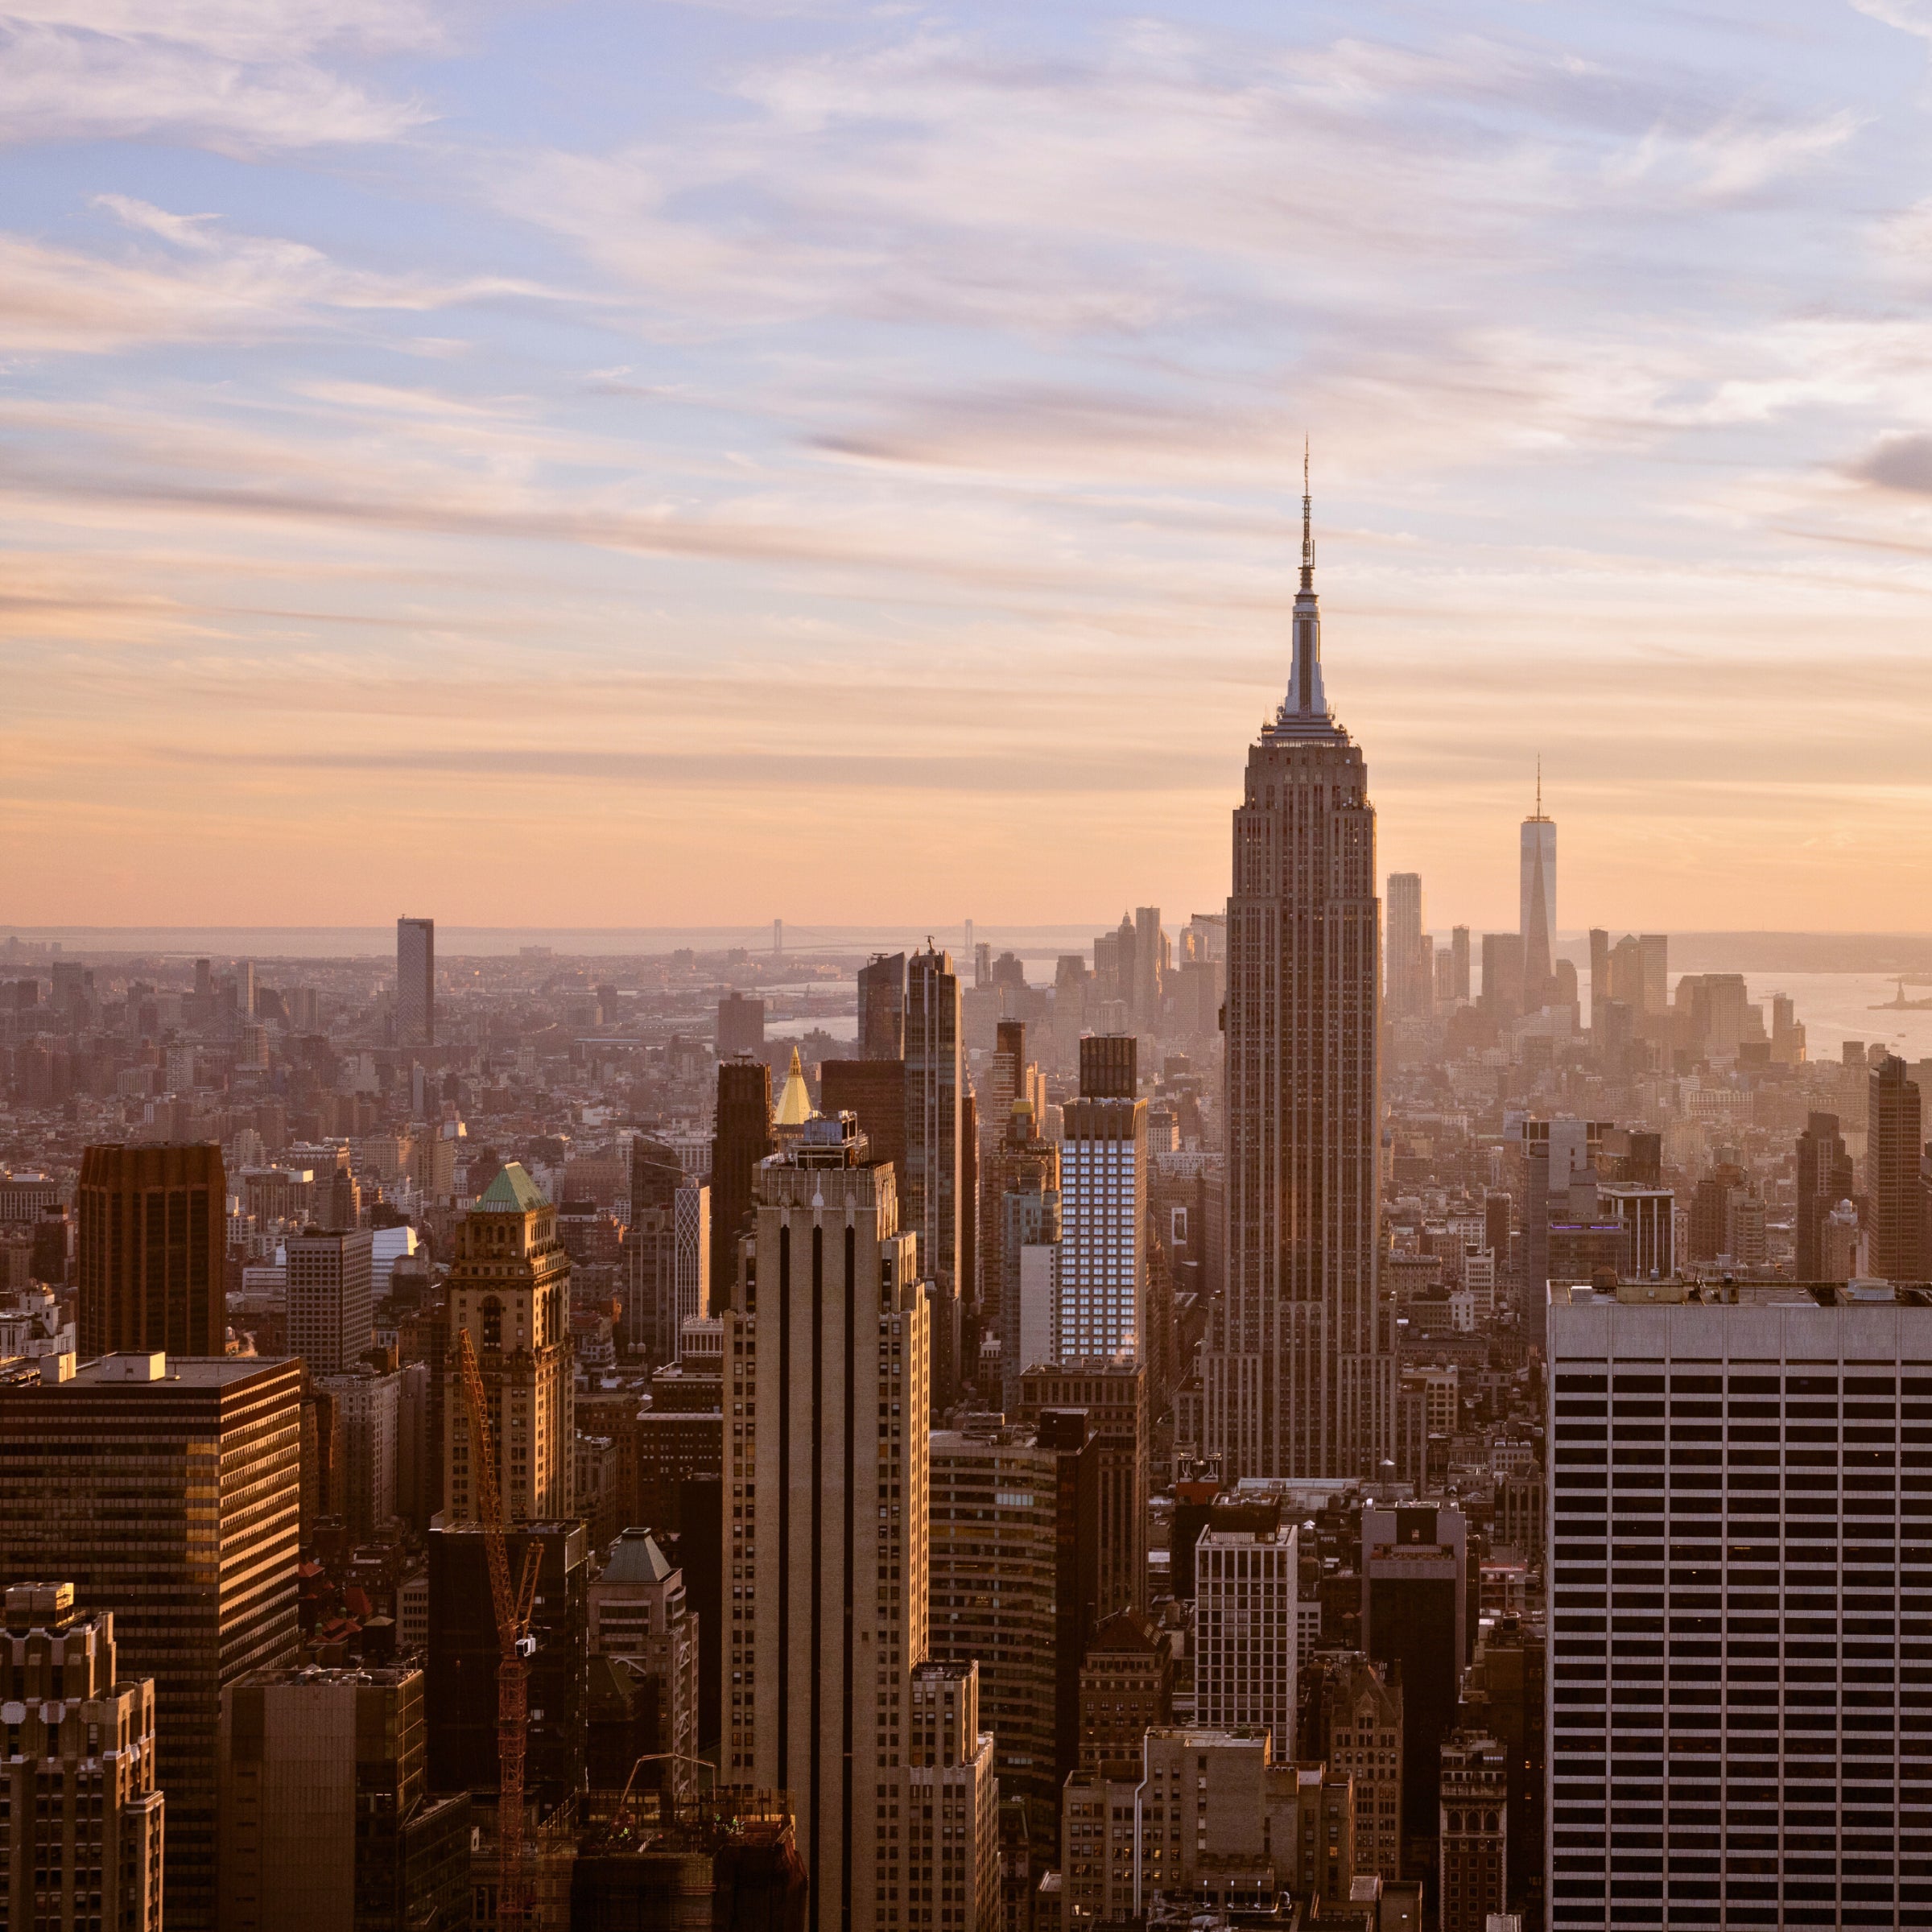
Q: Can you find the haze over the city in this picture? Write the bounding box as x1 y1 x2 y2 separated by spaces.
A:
6 0 1932 927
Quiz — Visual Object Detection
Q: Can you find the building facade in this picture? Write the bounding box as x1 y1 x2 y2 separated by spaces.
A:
1194 1525 1299 1759
1437 1732 1507 1932
287 1227 375 1374
1056 1092 1147 1367
395 918 434 1047
1547 1279 1932 1932
219 1664 470 1932
76 1142 227 1360
724 1115 931 1932
710 1056 774 1310
905 947 964 1367
0 1353 301 1932
0 1583 163 1932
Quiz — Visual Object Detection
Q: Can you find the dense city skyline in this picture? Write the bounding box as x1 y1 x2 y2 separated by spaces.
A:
10 6 1932 1930
8 2 1932 925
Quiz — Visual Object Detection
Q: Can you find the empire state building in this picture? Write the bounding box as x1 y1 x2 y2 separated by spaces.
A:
1204 468 1391 1480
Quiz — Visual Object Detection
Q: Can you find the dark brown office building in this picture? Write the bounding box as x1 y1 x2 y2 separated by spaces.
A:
708 1056 773 1308
1018 1360 1148 1618
1794 1111 1856 1282
1078 1033 1137 1100
1868 1055 1925 1281
0 1352 302 1932
819 1059 907 1187
857 951 906 1060
426 1519 588 1810
77 1141 228 1359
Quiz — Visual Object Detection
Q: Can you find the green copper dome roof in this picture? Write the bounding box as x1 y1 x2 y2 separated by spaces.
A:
477 1162 548 1212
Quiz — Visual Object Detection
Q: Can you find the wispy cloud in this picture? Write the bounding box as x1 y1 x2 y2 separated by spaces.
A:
4 1 1932 925
0 0 437 153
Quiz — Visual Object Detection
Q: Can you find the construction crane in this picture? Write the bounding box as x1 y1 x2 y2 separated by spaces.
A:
456 1327 543 1925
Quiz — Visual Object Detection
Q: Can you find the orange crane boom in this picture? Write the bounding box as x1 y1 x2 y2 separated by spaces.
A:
456 1327 543 1924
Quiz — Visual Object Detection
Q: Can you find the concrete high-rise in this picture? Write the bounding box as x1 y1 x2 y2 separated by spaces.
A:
1450 923 1471 1002
1794 1111 1856 1282
395 917 434 1047
858 952 907 1060
820 1058 907 1195
0 1353 301 1932
722 1113 931 1932
1386 872 1426 1018
1437 1732 1507 1932
927 1412 1100 1826
1206 467 1389 1482
1194 1522 1299 1758
1520 776 1556 1010
1362 1501 1468 1879
442 1163 574 1526
709 1055 773 1309
1057 1074 1147 1365
0 1583 164 1932
77 1141 227 1360
902 1659 1000 1932
1132 906 1165 1028
587 1527 701 1802
1303 1649 1403 1880
905 946 963 1301
996 1102 1061 1414
1868 1055 1925 1281
219 1664 471 1932
286 1226 375 1373
1547 1278 1932 1932
1018 1360 1147 1619
716 991 766 1058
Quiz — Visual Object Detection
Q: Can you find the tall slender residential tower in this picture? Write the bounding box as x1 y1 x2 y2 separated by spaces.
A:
1206 461 1389 1481
396 916 434 1047
904 947 963 1302
1519 771 1556 1012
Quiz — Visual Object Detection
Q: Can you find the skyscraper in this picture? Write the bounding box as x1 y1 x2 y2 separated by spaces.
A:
1132 906 1165 1028
1385 873 1426 1019
1207 464 1389 1481
1194 1522 1299 1758
709 1055 774 1309
905 943 963 1302
858 952 907 1060
76 1141 227 1360
442 1163 574 1526
1868 1055 1925 1281
1450 924 1471 1002
1547 1278 1932 1932
1794 1111 1856 1281
395 917 434 1047
716 991 766 1058
0 1583 164 1932
723 1113 931 1932
1520 774 1556 1011
1058 1096 1147 1371
286 1226 375 1373
219 1664 471 1932
0 1353 302 1932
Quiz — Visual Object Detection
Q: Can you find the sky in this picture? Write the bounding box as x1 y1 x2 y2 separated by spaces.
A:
6 0 1932 933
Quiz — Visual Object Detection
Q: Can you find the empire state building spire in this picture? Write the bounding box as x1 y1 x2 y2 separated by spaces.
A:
1271 443 1340 740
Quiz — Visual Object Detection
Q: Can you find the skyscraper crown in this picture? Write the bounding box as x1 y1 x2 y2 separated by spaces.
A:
1266 444 1344 743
